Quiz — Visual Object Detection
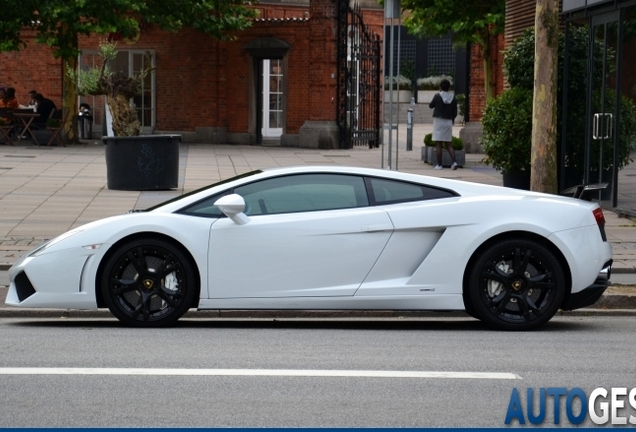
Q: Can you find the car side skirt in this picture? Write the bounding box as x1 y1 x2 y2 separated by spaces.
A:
198 294 465 311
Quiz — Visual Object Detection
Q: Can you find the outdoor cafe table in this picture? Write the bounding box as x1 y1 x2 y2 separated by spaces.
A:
13 111 40 145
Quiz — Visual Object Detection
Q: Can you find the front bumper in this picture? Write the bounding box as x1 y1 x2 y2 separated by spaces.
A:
561 259 612 311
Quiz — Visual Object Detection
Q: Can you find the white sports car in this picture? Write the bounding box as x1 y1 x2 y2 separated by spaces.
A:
6 166 612 330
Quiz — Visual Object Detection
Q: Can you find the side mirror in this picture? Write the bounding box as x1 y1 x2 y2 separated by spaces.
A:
214 194 250 225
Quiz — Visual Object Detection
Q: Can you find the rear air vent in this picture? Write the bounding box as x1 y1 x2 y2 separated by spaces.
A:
15 271 36 302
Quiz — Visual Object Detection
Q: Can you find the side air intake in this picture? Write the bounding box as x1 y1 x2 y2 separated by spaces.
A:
14 271 36 302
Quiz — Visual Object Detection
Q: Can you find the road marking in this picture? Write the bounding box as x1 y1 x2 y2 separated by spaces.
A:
0 368 521 379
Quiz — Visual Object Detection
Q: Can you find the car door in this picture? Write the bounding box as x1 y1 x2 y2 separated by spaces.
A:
354 176 460 296
207 173 393 298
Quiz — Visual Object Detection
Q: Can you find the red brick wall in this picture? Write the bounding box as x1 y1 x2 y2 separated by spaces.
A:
0 31 62 108
468 33 505 121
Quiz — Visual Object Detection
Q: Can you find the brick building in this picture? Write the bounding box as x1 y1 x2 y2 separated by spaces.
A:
0 0 384 148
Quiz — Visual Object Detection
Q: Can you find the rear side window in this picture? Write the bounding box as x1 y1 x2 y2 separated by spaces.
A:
368 177 457 204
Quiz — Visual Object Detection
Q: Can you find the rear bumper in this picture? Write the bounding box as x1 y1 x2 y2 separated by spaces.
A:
561 260 612 311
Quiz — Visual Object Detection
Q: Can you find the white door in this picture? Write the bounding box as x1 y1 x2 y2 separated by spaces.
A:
207 173 393 298
261 59 283 138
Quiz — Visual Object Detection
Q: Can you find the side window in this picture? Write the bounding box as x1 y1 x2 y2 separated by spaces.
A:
369 177 457 204
178 191 230 217
234 174 369 215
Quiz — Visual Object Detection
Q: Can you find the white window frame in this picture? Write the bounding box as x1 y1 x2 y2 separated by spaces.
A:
261 59 283 138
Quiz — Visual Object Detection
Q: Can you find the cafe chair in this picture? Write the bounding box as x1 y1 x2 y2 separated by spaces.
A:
46 109 68 147
0 108 15 145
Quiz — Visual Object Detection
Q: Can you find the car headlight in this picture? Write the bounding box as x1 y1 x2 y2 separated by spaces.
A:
28 229 84 257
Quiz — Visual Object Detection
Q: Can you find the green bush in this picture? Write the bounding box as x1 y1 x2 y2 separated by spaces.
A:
384 75 412 91
504 27 602 95
455 94 466 118
423 133 465 150
480 87 533 173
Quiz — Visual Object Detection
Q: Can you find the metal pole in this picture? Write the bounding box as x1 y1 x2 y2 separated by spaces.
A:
395 16 401 171
387 17 394 170
406 96 414 151
381 16 387 169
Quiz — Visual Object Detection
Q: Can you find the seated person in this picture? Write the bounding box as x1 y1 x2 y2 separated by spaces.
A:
0 87 19 110
32 93 57 128
19 90 38 110
0 87 19 139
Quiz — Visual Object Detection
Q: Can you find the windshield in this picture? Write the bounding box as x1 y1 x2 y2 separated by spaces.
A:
143 169 263 211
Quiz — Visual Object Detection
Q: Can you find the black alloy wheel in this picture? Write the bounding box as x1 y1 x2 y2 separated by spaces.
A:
468 238 566 331
101 237 197 327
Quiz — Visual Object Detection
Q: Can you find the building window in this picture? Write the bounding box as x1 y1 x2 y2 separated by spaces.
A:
262 59 283 138
78 50 156 133
427 39 455 75
391 40 416 76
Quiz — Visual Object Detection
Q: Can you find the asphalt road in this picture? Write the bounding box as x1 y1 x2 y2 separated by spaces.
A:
0 316 635 427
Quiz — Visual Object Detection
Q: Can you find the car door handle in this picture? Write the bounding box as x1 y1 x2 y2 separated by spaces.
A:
361 223 393 232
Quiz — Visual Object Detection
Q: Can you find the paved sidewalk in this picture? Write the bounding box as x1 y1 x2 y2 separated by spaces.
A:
0 123 634 315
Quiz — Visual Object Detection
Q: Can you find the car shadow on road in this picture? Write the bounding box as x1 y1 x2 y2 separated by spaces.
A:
7 316 593 332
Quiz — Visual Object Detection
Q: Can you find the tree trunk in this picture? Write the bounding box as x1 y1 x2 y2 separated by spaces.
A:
530 0 559 193
61 31 79 144
480 29 496 103
106 93 141 136
483 53 495 102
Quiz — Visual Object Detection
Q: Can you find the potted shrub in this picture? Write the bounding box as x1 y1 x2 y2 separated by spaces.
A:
416 74 453 104
69 40 180 191
480 87 533 189
384 75 413 103
421 132 466 167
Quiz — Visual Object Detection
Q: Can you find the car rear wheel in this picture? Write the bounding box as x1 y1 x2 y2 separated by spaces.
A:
101 237 197 327
467 238 566 331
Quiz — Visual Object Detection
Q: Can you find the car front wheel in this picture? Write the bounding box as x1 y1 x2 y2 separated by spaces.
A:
467 238 566 331
101 237 197 327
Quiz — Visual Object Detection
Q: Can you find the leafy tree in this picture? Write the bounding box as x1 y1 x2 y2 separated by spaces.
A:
0 0 256 142
401 0 505 102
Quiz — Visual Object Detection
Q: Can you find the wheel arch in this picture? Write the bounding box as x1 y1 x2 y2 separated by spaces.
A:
94 232 201 309
461 230 572 311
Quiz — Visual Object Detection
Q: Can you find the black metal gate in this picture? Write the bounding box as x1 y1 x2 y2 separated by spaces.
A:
337 0 381 149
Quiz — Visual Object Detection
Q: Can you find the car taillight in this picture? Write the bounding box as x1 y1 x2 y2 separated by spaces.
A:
593 207 607 241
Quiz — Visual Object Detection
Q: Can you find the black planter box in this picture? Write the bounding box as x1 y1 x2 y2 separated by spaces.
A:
502 171 531 190
103 134 180 191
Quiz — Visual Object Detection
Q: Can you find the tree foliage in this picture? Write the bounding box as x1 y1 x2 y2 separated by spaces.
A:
401 0 504 47
401 0 505 101
0 0 256 58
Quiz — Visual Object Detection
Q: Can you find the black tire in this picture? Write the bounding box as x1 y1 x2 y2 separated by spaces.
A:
467 238 566 331
101 237 197 327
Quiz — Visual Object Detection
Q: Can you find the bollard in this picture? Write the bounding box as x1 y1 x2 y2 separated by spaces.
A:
406 97 414 151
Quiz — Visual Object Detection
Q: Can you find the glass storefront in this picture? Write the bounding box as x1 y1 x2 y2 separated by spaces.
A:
562 1 636 212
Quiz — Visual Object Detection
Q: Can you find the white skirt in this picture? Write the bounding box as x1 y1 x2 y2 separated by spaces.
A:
432 117 453 142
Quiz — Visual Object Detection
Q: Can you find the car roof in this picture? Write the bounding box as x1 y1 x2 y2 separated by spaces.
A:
150 165 574 213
